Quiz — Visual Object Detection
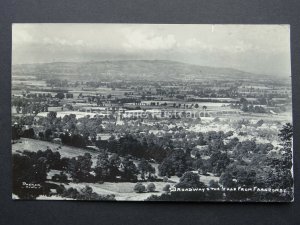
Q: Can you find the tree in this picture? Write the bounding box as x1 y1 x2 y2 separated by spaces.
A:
120 157 139 182
253 143 273 154
235 168 257 187
208 180 220 188
60 185 115 201
209 138 225 152
193 158 203 171
94 151 111 181
219 172 235 188
107 136 119 153
22 128 35 139
38 132 44 140
242 103 248 112
13 153 48 199
55 92 65 99
240 97 248 104
66 93 73 98
47 111 57 119
12 125 21 141
264 123 294 190
45 129 53 141
163 184 171 192
158 149 188 177
209 152 230 176
226 137 239 150
199 159 210 175
147 183 156 192
176 172 205 189
138 159 155 180
68 153 93 182
134 182 146 193
233 140 256 156
108 153 121 180
52 172 68 183
279 123 293 148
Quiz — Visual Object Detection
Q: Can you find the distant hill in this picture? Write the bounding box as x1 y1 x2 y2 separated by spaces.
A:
12 60 267 81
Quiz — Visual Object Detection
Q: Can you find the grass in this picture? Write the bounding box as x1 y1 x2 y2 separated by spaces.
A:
12 138 100 165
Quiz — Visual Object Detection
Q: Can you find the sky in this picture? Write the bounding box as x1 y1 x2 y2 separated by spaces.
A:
12 24 291 77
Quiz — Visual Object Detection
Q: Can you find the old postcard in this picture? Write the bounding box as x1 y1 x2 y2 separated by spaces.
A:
12 24 293 201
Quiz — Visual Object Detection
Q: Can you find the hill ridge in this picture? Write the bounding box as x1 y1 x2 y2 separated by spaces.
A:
12 59 268 81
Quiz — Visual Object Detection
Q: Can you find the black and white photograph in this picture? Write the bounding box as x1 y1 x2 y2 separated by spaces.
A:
11 24 293 202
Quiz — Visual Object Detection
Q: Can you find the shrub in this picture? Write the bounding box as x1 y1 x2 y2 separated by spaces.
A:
175 172 183 177
147 183 156 192
60 185 115 200
163 184 170 192
134 182 146 193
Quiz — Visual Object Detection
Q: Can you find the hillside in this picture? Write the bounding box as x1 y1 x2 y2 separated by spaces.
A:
12 60 264 81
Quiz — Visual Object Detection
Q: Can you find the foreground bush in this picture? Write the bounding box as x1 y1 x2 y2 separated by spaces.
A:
58 185 115 201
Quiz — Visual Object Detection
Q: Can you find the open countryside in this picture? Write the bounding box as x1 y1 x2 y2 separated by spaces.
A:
12 24 293 202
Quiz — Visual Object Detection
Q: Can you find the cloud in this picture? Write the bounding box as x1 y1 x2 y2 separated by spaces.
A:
183 38 213 52
12 26 34 45
42 37 86 47
183 37 259 55
123 29 177 51
12 24 291 76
